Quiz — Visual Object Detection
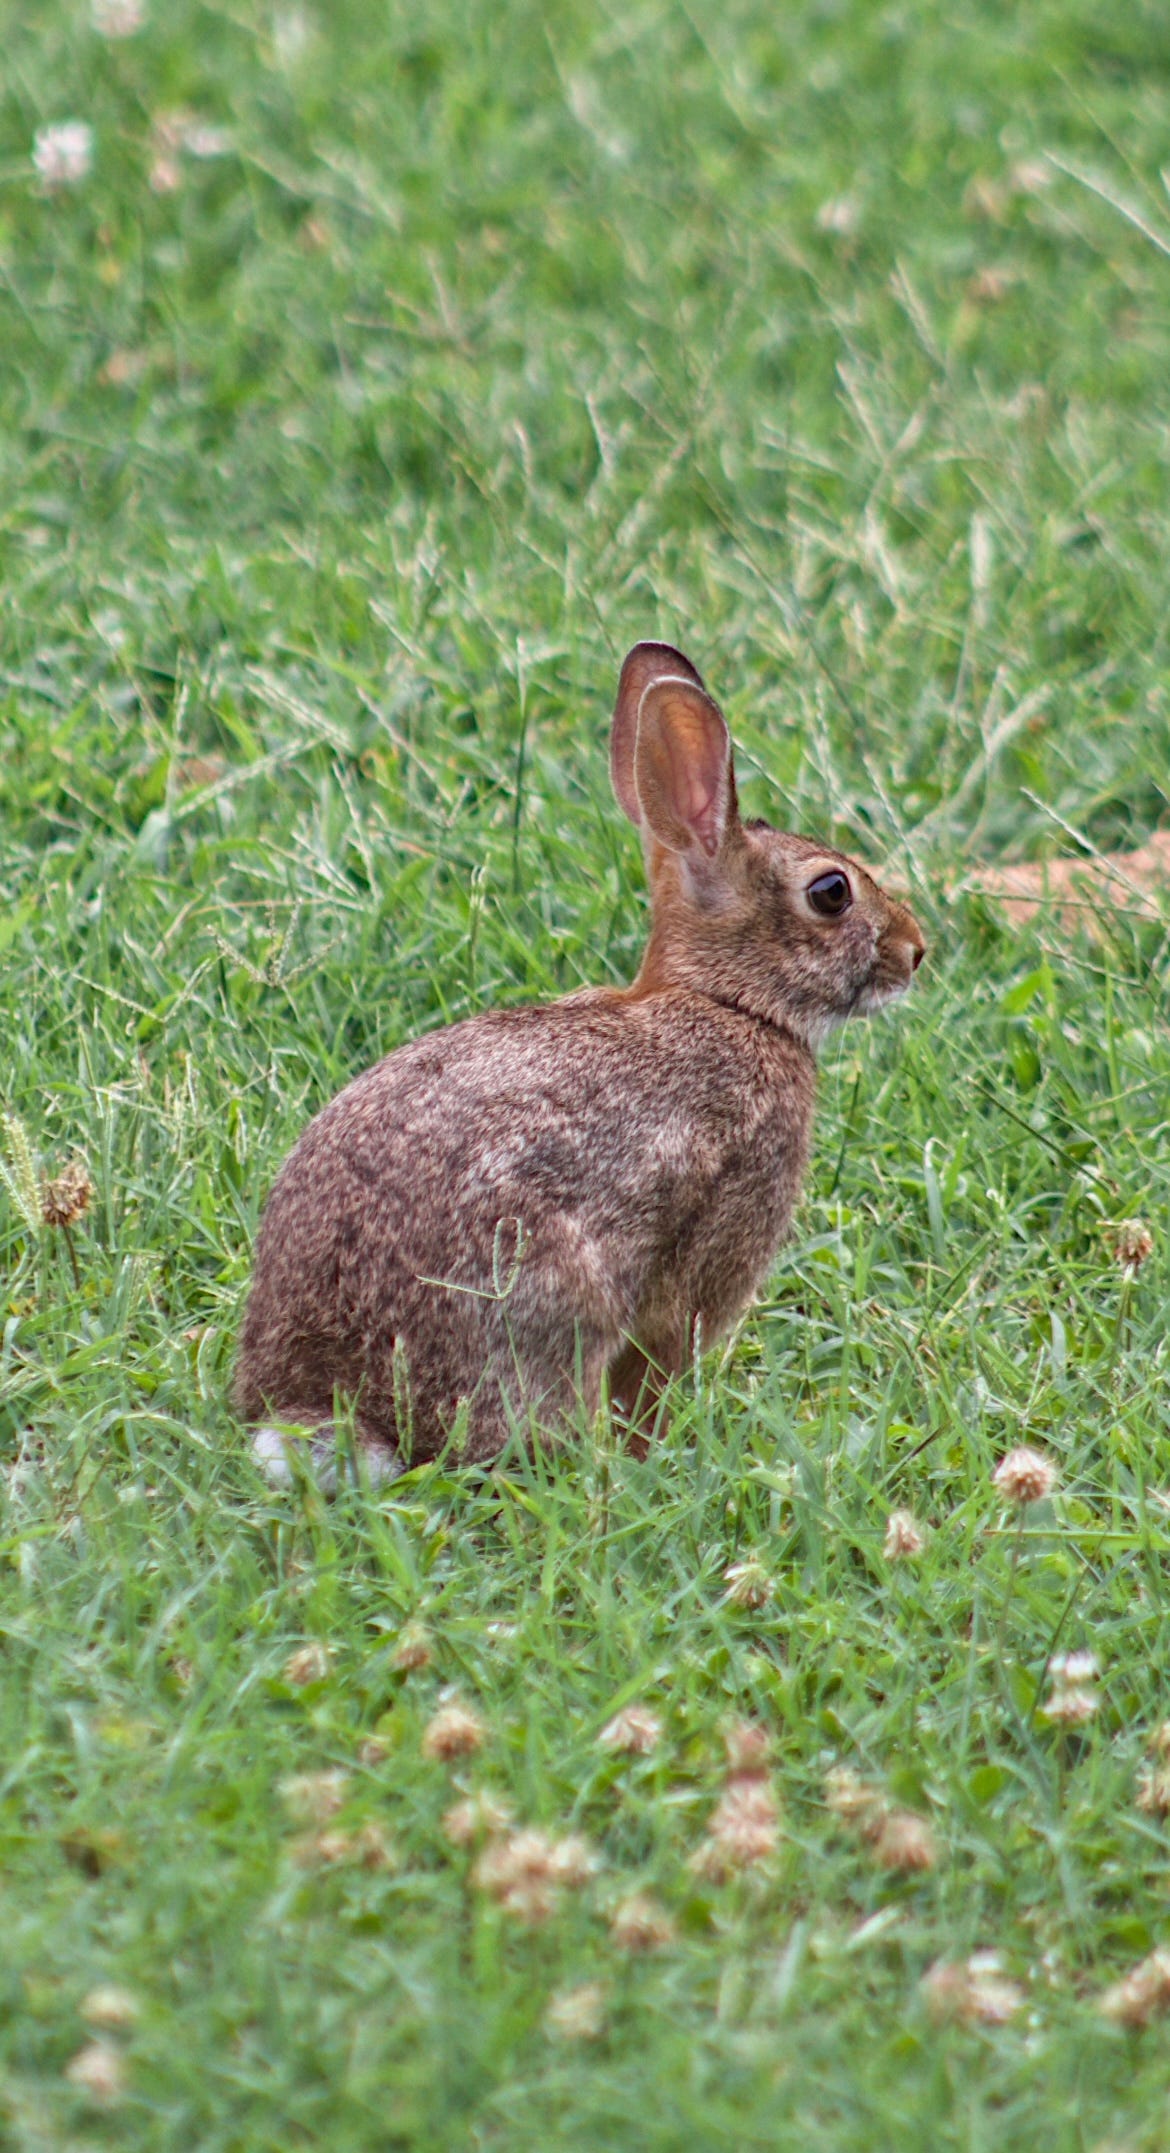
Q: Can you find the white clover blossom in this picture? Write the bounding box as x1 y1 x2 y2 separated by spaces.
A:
993 1445 1057 1506
34 121 94 188
1042 1649 1101 1728
92 0 146 33
884 1508 925 1560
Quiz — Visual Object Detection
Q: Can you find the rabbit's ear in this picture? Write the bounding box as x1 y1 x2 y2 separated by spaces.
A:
634 677 736 860
611 642 707 826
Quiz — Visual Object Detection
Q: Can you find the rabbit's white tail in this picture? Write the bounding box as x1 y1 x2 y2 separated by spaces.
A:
252 1424 403 1492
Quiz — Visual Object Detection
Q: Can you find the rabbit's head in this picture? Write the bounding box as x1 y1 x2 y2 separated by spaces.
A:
612 642 925 1048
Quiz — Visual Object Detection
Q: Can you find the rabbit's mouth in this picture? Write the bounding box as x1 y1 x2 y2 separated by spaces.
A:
853 926 925 1016
853 966 915 1016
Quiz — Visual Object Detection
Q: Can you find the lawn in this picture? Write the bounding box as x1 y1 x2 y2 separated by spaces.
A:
3 0 1170 2145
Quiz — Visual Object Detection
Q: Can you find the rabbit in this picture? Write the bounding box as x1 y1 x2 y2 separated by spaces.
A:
235 641 925 1484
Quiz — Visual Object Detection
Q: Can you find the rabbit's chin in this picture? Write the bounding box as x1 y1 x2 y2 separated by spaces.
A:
853 972 914 1017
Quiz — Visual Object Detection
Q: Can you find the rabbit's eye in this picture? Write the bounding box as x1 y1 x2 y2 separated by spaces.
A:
806 870 853 918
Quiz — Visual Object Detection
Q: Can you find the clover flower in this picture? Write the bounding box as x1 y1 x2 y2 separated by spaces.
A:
92 0 146 32
922 1953 1023 2025
598 1704 662 1756
278 1770 349 1824
723 1560 774 1609
34 122 94 188
473 1826 598 1924
1099 1949 1170 2029
282 1642 331 1686
65 2041 125 2103
80 1986 139 2032
391 1621 432 1672
866 1806 936 1872
545 1982 605 2040
993 1446 1057 1506
40 1158 94 1227
1042 1651 1100 1728
609 1892 675 1952
690 1775 779 1880
442 1789 514 1847
1111 1219 1154 1274
884 1508 925 1560
421 1695 486 1761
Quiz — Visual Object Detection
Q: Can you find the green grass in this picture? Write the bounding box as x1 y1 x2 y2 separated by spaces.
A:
4 0 1170 2144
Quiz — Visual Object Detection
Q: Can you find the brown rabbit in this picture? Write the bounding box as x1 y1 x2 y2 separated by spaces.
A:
235 643 925 1483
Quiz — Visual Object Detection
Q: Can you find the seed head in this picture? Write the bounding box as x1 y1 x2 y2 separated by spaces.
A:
609 1892 675 1953
1099 1949 1170 2029
40 1159 94 1228
993 1445 1057 1507
884 1508 925 1560
544 1981 605 2041
421 1696 486 1762
278 1770 349 1825
64 2040 125 2104
598 1704 662 1756
34 121 94 189
282 1642 331 1687
723 1560 774 1609
1111 1220 1155 1274
0 1113 41 1233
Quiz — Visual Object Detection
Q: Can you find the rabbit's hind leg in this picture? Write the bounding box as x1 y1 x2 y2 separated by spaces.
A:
454 1316 617 1465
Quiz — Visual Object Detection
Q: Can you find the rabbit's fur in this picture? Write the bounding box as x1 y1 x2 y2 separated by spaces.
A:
235 644 924 1480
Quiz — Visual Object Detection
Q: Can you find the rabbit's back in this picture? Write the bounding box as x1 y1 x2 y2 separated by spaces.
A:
234 989 814 1461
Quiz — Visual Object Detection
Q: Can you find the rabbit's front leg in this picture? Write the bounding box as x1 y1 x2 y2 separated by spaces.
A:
607 1332 689 1455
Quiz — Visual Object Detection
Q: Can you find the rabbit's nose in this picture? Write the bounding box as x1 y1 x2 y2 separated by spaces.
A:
901 912 927 971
